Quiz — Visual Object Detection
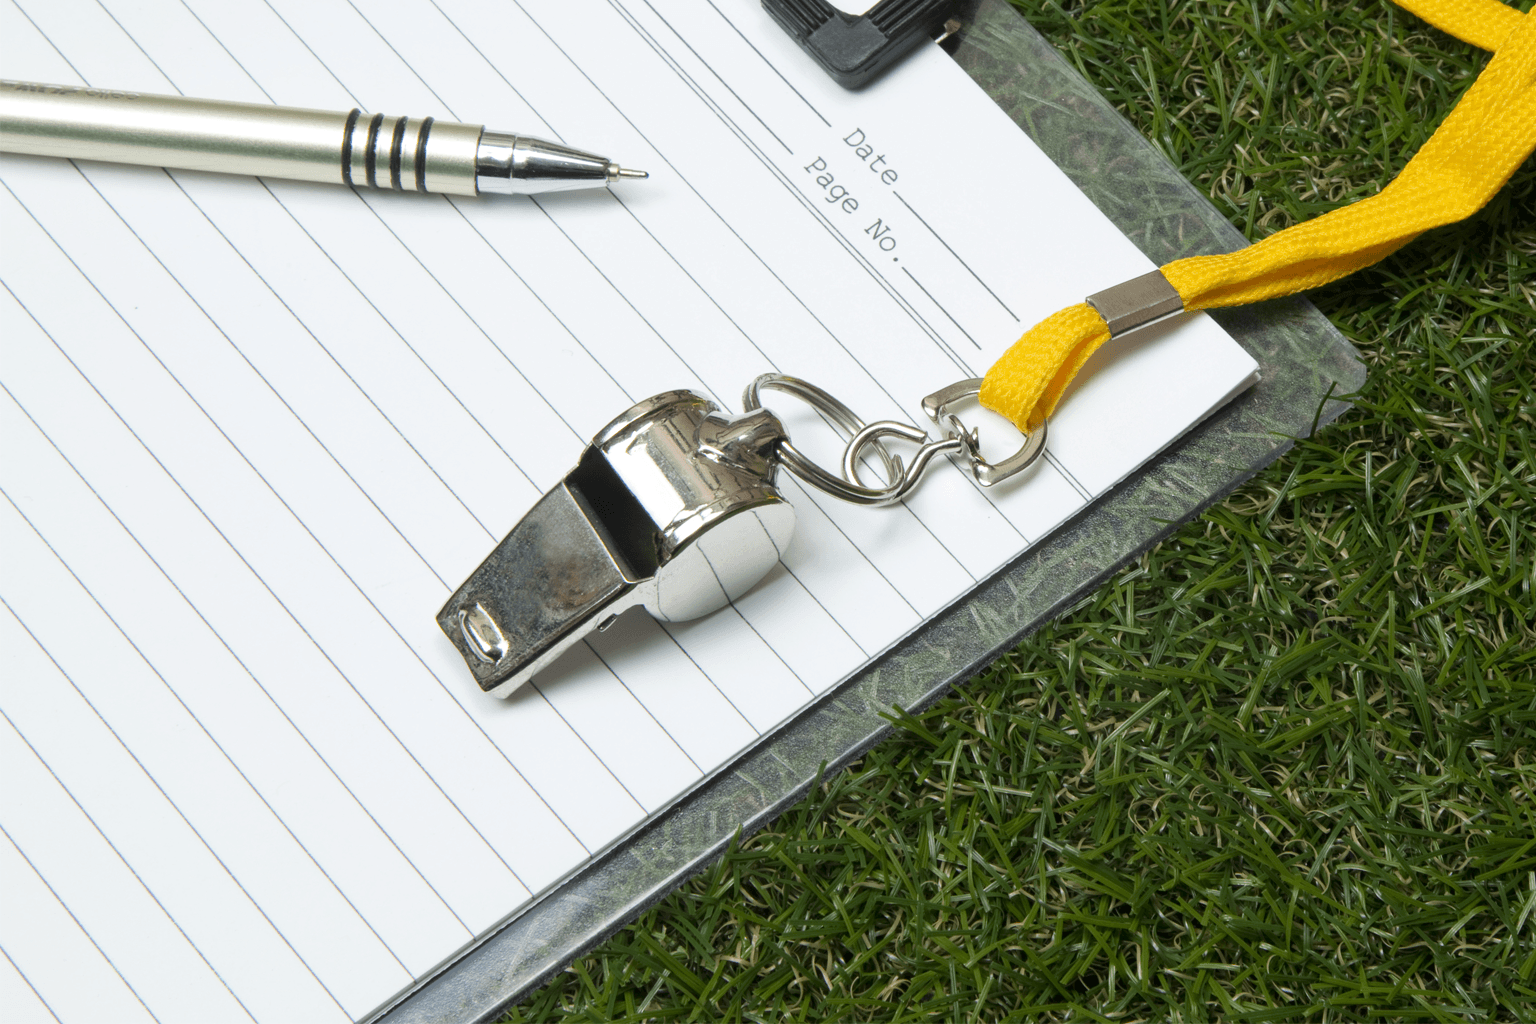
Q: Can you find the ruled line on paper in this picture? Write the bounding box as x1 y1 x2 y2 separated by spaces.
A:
511 0 946 409
596 0 978 377
635 0 795 154
0 814 163 1022
0 377 482 927
702 0 830 127
890 189 1020 322
0 670 275 1021
623 0 981 373
0 183 557 896
901 266 982 350
0 538 368 1014
155 172 502 539
252 184 555 491
0 275 540 926
74 169 469 584
442 200 639 403
0 487 436 977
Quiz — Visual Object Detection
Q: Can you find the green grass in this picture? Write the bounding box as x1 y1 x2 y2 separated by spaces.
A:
502 0 1536 1019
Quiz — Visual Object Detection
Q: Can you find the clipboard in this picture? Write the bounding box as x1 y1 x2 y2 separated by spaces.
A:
369 0 1364 1019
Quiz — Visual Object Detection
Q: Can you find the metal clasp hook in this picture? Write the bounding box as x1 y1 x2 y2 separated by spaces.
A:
742 374 1047 508
840 379 1046 498
839 421 965 505
919 378 1047 487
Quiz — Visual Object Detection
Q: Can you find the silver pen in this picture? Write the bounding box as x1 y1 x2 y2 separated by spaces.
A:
0 80 647 196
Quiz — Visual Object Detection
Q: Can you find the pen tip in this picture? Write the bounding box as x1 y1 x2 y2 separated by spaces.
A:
608 165 649 181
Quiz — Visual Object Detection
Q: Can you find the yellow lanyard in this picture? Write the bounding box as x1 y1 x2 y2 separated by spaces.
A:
979 0 1536 433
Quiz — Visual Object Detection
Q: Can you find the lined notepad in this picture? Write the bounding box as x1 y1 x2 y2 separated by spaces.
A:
0 0 1258 1019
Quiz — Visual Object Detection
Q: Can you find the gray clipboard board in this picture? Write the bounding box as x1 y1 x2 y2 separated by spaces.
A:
368 2 1364 1019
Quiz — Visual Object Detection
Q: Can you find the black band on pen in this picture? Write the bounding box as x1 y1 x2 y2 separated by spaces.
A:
340 108 361 187
389 115 407 191
364 112 384 189
414 117 433 193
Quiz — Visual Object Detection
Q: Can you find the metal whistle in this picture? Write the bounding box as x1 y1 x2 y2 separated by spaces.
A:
438 390 796 697
438 374 1047 696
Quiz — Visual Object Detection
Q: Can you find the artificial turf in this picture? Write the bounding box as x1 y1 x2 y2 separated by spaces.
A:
501 0 1535 1019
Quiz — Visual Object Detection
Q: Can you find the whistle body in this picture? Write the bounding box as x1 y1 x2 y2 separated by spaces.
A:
438 391 795 697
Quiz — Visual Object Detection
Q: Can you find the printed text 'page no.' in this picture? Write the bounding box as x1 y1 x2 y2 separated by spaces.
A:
0 0 1257 1019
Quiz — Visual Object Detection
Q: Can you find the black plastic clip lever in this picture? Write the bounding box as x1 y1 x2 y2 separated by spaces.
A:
762 0 963 89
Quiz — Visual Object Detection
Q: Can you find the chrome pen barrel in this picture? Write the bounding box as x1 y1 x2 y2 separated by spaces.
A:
0 81 482 195
0 81 634 197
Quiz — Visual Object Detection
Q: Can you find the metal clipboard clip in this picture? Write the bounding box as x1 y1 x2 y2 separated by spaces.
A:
761 0 965 89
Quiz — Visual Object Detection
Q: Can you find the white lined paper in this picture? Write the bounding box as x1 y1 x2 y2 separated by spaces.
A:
0 0 1258 1018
